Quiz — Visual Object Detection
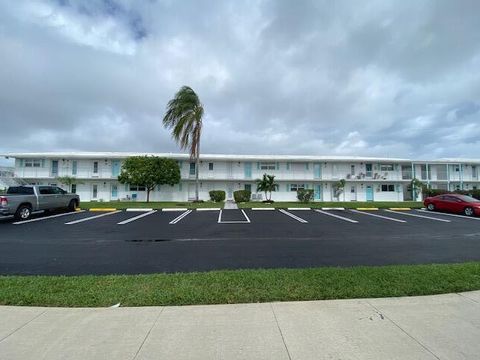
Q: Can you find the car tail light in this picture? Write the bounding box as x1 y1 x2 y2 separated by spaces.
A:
0 197 7 207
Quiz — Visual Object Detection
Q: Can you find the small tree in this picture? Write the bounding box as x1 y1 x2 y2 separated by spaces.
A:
297 189 314 203
118 156 180 203
332 179 346 200
256 174 278 202
56 176 82 192
410 178 425 200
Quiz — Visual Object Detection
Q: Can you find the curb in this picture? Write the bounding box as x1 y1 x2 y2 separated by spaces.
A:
162 208 188 212
89 208 117 212
356 208 379 211
287 208 311 210
389 208 411 211
196 208 221 211
252 208 275 211
126 208 153 212
321 207 345 211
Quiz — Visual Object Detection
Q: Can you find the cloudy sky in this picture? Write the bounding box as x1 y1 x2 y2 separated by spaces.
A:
1 0 479 166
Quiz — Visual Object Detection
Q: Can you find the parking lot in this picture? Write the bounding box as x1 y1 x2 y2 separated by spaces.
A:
1 208 480 275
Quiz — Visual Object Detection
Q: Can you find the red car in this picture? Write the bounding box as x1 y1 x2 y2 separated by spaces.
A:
424 194 480 217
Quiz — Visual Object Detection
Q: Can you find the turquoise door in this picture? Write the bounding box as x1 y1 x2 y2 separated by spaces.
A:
111 184 118 199
314 184 322 200
314 163 321 179
112 161 121 177
366 185 374 201
244 162 252 178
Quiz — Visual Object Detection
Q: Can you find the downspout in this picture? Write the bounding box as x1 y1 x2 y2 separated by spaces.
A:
411 162 416 201
460 163 463 190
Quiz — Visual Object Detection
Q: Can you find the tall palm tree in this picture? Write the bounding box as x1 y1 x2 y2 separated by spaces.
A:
163 86 204 201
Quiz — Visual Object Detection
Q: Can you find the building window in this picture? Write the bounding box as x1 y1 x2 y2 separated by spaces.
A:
260 162 276 170
93 161 99 174
455 165 460 172
350 165 355 175
244 184 252 192
472 166 477 178
190 162 196 175
209 162 214 171
92 185 98 199
71 184 77 194
290 184 305 192
25 159 42 168
129 185 146 191
381 184 395 192
380 164 394 171
72 161 78 175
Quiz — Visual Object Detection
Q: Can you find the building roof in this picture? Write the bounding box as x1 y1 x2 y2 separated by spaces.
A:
0 151 413 163
1 151 479 164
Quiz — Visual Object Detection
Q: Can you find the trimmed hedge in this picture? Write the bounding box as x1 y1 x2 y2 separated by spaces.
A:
233 190 251 203
297 189 314 203
209 190 226 202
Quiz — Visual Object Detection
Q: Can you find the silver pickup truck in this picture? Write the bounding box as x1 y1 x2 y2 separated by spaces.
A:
0 185 80 220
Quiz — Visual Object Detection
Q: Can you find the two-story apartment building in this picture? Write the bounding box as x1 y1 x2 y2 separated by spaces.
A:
1 152 479 202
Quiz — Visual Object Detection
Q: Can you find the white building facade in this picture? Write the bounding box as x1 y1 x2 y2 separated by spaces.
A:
2 152 480 202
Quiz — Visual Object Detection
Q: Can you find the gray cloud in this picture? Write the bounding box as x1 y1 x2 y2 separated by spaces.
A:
0 0 479 167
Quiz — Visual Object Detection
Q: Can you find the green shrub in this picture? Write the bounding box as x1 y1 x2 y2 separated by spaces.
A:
209 190 226 202
297 189 314 203
233 190 251 203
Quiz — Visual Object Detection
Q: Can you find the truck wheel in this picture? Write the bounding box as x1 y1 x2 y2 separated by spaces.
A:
15 205 32 220
68 200 77 212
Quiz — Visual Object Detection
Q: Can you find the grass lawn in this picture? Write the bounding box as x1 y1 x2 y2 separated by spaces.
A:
237 201 424 209
79 201 223 209
1 263 479 307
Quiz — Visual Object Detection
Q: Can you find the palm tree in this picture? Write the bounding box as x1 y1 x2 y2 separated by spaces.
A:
163 86 204 201
256 174 278 202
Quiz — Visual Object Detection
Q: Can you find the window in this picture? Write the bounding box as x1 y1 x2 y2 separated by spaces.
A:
52 187 66 194
260 162 276 170
92 185 98 199
381 184 395 192
380 164 394 171
7 186 34 195
24 159 42 168
290 184 305 191
189 162 196 175
72 161 78 175
129 185 146 191
350 165 355 175
71 184 77 194
473 166 477 178
93 161 99 174
209 162 214 171
39 186 54 195
244 184 252 192
455 165 460 172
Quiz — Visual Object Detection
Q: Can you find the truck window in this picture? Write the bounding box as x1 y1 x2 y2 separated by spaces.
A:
39 187 54 195
7 187 34 195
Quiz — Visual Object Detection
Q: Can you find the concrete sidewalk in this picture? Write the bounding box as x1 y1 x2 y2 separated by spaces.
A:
0 291 479 360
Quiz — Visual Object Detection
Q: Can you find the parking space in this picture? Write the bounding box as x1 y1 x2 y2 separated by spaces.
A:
1 207 480 275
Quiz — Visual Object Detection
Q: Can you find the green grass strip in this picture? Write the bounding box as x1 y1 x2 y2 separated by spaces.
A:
79 201 223 209
238 201 423 209
1 263 479 307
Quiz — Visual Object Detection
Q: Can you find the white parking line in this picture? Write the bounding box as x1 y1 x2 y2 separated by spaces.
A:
13 210 85 225
314 209 358 223
65 210 122 225
279 209 308 223
118 210 157 225
169 210 192 224
416 209 480 221
126 208 153 212
217 209 251 224
385 210 451 223
350 209 406 223
163 208 188 212
287 207 310 210
321 207 345 211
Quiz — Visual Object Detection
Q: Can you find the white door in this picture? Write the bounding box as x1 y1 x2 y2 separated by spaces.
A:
227 184 233 200
92 184 98 200
350 185 357 201
188 183 196 200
